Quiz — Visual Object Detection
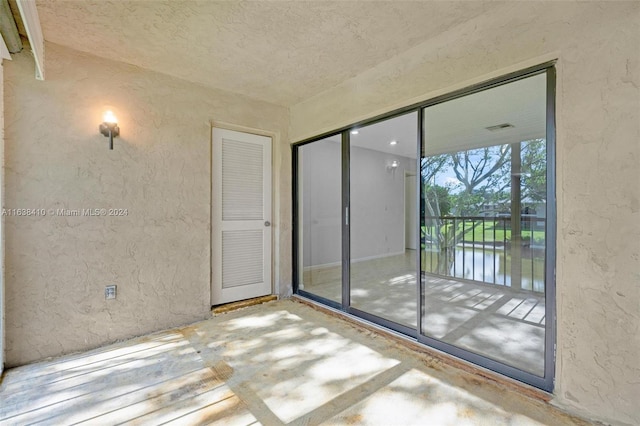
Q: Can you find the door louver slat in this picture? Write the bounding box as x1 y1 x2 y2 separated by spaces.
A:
222 138 263 221
222 230 264 288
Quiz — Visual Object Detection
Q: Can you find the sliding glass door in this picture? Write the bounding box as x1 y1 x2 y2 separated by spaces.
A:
295 134 342 307
419 72 551 382
349 113 418 330
293 65 555 391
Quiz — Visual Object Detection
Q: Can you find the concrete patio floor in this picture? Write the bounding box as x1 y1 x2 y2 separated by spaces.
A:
0 300 588 426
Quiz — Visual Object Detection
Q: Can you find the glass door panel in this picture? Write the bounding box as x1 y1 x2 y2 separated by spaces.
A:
349 112 418 329
421 73 548 376
293 66 554 391
296 135 342 305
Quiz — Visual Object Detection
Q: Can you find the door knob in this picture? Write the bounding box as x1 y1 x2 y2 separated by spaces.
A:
265 221 271 227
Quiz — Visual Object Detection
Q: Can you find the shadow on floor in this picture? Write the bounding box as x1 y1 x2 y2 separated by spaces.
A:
0 300 585 426
303 252 545 376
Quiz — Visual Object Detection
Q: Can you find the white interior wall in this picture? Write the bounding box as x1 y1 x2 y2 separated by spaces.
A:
351 147 415 260
301 139 341 267
301 140 416 268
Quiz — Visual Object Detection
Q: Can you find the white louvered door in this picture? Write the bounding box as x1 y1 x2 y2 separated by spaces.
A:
212 128 272 305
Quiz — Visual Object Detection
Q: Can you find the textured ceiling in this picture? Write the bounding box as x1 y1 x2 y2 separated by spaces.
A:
32 0 494 106
319 73 545 159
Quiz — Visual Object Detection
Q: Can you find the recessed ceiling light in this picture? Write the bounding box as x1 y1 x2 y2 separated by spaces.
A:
389 140 397 146
350 130 359 135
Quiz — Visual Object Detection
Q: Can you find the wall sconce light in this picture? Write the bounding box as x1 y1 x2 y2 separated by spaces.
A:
99 110 120 150
386 159 399 172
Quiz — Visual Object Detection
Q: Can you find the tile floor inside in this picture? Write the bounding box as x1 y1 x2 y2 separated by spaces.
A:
0 300 586 426
301 251 546 376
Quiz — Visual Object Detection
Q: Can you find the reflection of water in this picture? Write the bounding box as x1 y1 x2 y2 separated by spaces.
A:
449 246 545 293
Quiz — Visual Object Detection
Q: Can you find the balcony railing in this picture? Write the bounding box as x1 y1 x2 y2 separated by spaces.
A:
422 215 546 293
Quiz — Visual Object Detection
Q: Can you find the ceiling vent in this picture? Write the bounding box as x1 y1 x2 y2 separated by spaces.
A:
486 123 515 132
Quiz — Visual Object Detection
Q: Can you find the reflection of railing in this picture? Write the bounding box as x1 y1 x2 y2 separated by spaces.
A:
422 216 546 292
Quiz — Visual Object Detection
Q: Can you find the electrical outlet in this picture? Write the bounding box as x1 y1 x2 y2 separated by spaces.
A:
105 285 117 300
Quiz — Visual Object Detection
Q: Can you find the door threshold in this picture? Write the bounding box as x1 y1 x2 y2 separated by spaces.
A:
212 295 277 315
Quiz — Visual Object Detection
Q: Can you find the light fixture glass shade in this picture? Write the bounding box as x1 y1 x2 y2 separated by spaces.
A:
103 110 117 124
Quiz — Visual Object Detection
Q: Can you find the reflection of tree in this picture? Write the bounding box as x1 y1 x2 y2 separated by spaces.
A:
424 186 451 217
421 139 547 284
451 145 511 215
421 154 449 228
521 139 546 203
420 154 447 184
422 140 547 278
422 148 509 273
421 155 454 274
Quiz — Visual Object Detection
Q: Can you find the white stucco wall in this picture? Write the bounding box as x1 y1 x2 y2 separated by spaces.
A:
3 42 290 367
290 2 639 425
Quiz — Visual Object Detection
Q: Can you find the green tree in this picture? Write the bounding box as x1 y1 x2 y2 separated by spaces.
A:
420 154 449 223
521 139 546 203
420 155 453 274
451 145 511 216
420 154 448 184
424 185 452 217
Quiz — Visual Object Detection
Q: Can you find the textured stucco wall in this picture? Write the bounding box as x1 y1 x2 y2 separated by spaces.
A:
3 42 290 367
290 2 639 425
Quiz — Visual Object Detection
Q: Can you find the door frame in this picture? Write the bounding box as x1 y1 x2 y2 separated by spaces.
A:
210 123 276 306
0 35 9 373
